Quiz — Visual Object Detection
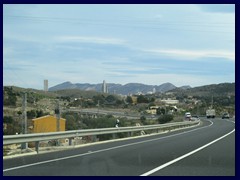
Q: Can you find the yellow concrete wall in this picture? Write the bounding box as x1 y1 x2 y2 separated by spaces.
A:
32 115 65 133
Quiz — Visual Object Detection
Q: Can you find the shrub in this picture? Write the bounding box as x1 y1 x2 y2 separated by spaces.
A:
158 114 173 124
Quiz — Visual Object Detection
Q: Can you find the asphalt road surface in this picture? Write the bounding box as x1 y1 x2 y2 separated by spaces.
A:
3 118 235 176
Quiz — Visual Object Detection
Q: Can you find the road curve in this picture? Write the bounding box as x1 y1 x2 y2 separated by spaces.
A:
3 118 235 176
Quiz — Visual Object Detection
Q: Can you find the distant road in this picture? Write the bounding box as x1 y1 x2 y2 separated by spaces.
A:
66 108 141 119
3 118 235 176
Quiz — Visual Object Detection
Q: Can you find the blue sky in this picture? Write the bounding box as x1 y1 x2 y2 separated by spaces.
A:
3 4 235 90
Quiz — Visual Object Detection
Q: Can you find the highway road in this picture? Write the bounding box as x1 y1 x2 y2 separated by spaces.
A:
3 118 235 176
68 108 141 118
68 108 158 119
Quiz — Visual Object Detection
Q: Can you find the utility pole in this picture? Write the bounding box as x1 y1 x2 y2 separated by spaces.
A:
211 95 214 109
22 92 28 149
55 100 61 146
97 100 99 115
55 100 60 132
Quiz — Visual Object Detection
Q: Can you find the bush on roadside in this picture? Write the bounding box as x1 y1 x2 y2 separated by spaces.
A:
158 114 173 124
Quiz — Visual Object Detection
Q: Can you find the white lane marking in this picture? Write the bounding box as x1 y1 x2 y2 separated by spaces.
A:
3 120 213 172
140 127 235 176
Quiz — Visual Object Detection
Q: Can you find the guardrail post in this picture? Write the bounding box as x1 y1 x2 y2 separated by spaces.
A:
21 142 28 150
112 133 116 139
92 135 97 142
128 132 133 137
69 138 73 146
35 141 40 154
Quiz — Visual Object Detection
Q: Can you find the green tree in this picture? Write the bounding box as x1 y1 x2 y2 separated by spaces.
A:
116 99 123 106
27 110 36 119
3 116 14 124
70 99 82 107
36 110 44 118
140 116 146 125
137 95 149 103
17 111 22 116
126 96 133 104
3 87 17 106
3 116 21 135
158 115 173 124
3 124 21 135
8 95 17 106
157 107 165 115
150 97 155 103
92 95 105 105
105 95 116 103
66 115 78 130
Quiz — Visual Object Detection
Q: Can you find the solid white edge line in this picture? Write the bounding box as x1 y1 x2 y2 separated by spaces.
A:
140 127 235 176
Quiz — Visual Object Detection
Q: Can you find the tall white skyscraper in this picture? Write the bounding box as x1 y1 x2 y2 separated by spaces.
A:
102 80 108 93
44 80 48 92
153 88 156 94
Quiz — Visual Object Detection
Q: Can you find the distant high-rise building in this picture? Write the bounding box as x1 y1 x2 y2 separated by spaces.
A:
102 80 108 93
44 80 48 92
153 88 156 94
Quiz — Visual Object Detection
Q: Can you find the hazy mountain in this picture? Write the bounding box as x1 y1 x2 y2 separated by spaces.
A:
179 85 192 90
49 81 178 95
50 81 77 90
169 82 235 97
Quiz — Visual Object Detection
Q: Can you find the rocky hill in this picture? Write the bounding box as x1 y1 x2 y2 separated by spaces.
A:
49 81 184 95
169 82 235 97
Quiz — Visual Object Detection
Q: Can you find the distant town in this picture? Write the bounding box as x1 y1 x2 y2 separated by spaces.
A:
3 80 235 139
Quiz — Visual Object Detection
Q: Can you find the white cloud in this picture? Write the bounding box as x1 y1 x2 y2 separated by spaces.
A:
4 34 49 44
143 49 235 61
107 73 234 87
56 36 127 45
197 4 235 14
54 45 85 51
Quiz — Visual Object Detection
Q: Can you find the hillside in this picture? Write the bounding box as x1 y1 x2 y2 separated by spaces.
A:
170 82 235 97
3 82 235 135
49 81 178 95
53 89 105 99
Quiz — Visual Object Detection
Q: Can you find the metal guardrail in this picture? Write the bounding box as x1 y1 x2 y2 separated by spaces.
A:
3 120 200 153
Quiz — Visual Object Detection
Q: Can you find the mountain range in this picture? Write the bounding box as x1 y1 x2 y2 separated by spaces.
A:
49 81 191 95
